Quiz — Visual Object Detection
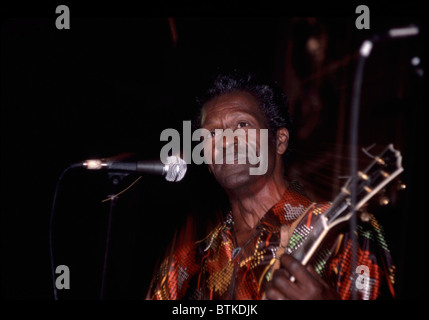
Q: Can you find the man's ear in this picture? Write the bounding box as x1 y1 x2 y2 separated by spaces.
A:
276 128 289 155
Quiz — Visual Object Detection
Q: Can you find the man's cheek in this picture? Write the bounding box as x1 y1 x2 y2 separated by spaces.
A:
201 138 214 165
248 129 269 175
235 134 248 164
213 144 224 165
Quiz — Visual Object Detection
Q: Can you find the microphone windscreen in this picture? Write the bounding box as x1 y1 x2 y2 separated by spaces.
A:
164 156 187 182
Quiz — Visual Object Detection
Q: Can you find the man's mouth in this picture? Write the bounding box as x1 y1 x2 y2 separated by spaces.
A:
223 150 248 165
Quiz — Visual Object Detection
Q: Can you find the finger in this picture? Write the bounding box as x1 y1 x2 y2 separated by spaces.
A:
270 268 302 300
276 262 292 279
305 264 331 288
265 282 289 300
279 254 313 287
278 255 297 282
272 268 297 289
305 264 321 280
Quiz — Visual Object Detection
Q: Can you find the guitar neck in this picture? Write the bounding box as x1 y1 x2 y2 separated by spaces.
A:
289 193 350 266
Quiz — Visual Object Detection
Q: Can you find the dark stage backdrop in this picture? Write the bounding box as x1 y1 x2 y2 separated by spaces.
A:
1 4 424 300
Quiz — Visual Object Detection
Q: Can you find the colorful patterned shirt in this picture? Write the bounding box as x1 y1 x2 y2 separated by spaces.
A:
148 188 396 300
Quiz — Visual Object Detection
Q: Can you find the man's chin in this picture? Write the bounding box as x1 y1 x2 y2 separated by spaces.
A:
214 164 255 190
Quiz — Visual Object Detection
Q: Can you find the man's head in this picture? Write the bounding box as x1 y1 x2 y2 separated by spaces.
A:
195 71 292 192
196 71 292 144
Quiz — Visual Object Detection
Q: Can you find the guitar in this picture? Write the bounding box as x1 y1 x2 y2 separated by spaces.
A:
285 144 404 267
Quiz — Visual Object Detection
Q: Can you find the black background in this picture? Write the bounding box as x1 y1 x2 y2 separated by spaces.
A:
0 1 424 302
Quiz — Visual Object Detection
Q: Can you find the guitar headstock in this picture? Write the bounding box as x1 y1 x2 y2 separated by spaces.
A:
325 144 404 228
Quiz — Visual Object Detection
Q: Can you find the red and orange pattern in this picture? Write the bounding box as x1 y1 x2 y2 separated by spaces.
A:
148 188 395 300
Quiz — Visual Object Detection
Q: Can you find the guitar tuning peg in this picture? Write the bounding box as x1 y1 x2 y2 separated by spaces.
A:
358 204 372 223
378 195 390 206
378 188 390 206
359 210 372 223
397 180 406 191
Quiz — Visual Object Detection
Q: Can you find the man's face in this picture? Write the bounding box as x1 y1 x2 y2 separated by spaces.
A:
200 91 277 191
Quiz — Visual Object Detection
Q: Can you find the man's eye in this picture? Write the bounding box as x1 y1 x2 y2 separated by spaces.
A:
237 122 249 129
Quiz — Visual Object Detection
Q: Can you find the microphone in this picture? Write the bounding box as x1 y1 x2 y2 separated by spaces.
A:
360 24 420 57
81 155 187 182
387 25 419 39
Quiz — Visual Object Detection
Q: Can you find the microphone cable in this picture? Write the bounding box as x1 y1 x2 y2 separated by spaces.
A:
49 163 81 300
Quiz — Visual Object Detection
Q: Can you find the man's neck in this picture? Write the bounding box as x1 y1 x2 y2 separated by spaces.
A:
228 178 287 233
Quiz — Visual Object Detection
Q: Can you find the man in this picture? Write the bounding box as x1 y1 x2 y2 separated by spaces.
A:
147 71 395 300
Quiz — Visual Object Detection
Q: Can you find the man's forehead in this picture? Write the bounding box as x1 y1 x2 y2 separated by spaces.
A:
201 91 263 125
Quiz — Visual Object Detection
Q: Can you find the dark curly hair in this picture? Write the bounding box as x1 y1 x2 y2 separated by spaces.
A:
195 70 292 145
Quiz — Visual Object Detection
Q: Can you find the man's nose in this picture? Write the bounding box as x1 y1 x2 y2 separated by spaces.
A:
223 136 237 149
215 132 238 150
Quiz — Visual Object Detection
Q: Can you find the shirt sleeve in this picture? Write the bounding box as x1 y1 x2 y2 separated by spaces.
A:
147 241 201 300
326 214 396 300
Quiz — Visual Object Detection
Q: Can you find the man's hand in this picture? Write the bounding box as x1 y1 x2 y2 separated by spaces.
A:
265 254 340 300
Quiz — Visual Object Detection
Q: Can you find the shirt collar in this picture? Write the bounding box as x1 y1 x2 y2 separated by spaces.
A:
223 187 313 233
259 188 313 232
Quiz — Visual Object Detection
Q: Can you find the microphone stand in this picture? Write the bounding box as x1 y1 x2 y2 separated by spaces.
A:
348 39 371 300
348 25 420 300
99 171 130 300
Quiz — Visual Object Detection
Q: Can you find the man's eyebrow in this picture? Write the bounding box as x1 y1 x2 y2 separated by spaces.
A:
203 111 258 127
